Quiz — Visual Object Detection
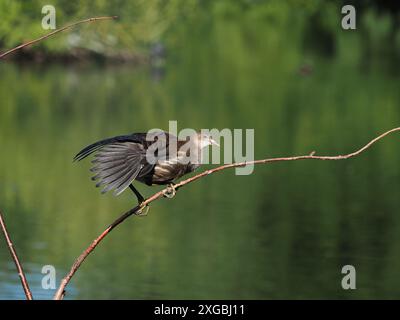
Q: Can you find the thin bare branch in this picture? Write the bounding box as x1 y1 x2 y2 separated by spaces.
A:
0 210 33 300
0 16 118 60
0 15 118 300
54 127 400 300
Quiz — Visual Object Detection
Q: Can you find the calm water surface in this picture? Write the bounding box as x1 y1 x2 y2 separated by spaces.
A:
1 27 400 299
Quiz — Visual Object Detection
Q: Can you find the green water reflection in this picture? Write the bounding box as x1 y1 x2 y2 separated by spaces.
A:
1 21 400 299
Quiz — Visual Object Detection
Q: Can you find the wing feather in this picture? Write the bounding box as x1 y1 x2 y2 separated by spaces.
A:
77 139 153 195
74 131 178 194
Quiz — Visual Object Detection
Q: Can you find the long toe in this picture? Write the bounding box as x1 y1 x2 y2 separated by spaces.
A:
136 204 149 216
163 184 176 199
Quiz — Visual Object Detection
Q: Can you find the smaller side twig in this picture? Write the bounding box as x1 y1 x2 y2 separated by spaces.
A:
0 16 118 60
0 210 33 300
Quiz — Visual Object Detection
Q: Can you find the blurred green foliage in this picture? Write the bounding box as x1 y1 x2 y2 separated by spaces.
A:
0 0 399 60
0 0 198 55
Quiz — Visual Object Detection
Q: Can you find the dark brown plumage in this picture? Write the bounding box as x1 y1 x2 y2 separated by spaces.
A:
74 130 218 204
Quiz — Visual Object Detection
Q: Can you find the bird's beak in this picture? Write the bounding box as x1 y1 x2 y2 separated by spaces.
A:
210 138 219 147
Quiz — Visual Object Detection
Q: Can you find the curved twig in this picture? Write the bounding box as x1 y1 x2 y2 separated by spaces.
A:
0 210 33 300
53 127 400 300
0 16 118 60
0 15 118 300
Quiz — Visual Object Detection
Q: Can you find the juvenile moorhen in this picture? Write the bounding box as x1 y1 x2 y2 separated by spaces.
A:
74 131 219 206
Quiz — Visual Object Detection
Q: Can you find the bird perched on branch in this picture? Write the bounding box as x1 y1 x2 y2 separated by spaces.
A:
74 131 219 211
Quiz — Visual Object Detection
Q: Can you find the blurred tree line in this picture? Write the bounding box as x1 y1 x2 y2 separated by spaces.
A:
0 0 398 63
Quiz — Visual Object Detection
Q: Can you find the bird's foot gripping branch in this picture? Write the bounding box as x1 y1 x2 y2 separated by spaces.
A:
163 184 177 199
136 204 150 216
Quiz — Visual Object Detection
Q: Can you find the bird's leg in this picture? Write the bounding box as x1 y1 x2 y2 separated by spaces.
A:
129 184 149 216
129 184 144 203
163 183 177 199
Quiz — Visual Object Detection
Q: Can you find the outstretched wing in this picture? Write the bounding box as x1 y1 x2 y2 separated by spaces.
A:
73 133 147 162
74 133 154 195
90 142 150 195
